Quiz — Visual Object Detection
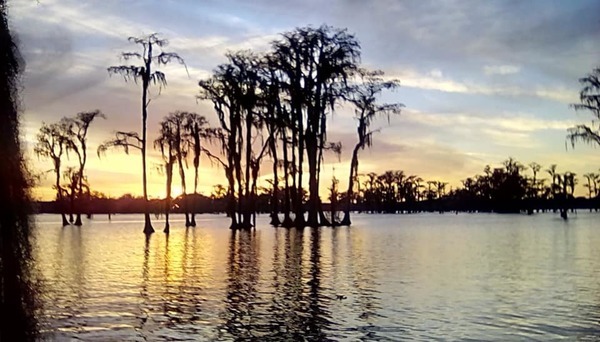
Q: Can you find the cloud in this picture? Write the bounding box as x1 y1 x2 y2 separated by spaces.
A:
403 109 574 133
429 69 443 78
483 65 521 76
386 69 577 103
10 0 600 200
11 0 150 41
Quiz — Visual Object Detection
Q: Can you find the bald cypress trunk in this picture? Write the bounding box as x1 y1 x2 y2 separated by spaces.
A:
341 145 360 226
281 130 293 227
269 134 280 226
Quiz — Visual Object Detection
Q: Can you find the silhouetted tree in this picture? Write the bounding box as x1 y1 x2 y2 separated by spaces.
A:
155 118 178 233
199 51 271 229
211 184 227 200
258 56 284 226
34 121 71 226
272 25 361 227
183 112 211 227
555 171 577 219
546 164 559 199
62 166 80 222
583 172 599 201
107 33 186 234
161 111 192 226
328 174 341 225
64 110 105 226
340 69 401 225
527 162 542 199
567 67 600 147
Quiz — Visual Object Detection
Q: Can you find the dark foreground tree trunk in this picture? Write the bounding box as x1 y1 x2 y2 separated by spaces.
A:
0 3 39 339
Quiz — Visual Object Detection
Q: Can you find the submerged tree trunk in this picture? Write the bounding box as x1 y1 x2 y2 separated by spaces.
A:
235 151 243 228
226 166 238 229
54 159 69 226
190 148 200 227
269 136 280 226
68 186 75 224
295 113 306 227
250 161 260 229
74 142 87 226
74 173 84 225
341 145 360 226
281 131 293 227
177 151 190 227
242 110 253 229
315 131 330 227
306 131 319 227
164 161 174 233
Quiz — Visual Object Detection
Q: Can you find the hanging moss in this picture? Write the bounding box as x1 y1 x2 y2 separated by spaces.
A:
0 1 40 340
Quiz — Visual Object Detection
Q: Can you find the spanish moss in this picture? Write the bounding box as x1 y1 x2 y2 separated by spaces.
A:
0 0 39 339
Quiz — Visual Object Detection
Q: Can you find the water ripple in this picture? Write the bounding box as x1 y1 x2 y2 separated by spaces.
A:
33 213 600 340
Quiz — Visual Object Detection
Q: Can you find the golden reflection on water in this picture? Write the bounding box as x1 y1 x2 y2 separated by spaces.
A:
33 213 600 340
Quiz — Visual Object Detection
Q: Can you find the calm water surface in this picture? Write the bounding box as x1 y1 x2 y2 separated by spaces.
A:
33 213 600 341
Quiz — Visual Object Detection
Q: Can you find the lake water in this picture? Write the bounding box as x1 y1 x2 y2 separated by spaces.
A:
33 212 600 341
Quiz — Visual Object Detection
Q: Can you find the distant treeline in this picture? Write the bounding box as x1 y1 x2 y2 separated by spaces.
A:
33 193 599 216
35 157 600 217
330 158 600 216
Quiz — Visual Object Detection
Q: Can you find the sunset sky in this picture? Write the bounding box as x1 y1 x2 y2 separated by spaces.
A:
8 0 600 200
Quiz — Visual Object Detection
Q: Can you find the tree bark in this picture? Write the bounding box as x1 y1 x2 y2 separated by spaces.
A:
341 144 360 226
295 113 306 227
306 130 319 227
141 50 154 234
281 130 293 227
164 159 173 233
74 139 86 226
269 134 280 226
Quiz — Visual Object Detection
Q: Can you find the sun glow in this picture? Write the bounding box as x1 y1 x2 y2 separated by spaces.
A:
170 185 183 199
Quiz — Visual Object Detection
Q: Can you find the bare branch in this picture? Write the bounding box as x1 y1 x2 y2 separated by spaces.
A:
97 131 143 158
567 67 600 148
107 65 144 83
567 124 600 147
200 146 227 168
121 52 142 61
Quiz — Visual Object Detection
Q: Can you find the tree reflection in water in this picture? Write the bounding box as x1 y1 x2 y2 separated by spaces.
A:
219 227 335 341
138 233 151 333
220 229 261 339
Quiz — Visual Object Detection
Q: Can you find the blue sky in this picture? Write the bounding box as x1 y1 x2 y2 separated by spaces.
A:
8 0 600 199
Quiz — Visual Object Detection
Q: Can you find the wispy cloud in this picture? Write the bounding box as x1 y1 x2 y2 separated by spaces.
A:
483 65 521 76
387 69 577 103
